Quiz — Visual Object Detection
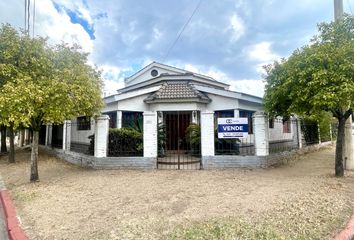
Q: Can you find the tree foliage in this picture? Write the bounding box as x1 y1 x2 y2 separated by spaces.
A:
0 23 104 180
263 15 354 176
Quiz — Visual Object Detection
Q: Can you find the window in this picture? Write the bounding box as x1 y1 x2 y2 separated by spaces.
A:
269 118 274 128
283 120 291 133
77 116 91 131
122 112 143 129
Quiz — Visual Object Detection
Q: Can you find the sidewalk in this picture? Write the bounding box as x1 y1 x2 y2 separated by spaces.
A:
0 176 9 240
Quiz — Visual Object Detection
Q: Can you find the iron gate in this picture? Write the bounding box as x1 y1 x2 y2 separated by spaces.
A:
157 111 201 170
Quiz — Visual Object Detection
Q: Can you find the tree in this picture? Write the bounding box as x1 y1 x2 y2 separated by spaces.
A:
0 24 21 161
263 15 354 177
0 24 103 181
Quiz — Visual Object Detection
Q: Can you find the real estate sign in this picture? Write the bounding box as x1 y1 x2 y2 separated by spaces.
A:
217 118 249 138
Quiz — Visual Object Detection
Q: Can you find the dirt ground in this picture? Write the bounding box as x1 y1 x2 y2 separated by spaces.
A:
0 146 354 240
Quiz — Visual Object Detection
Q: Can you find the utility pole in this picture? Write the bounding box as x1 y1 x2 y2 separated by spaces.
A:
334 0 354 170
334 0 344 20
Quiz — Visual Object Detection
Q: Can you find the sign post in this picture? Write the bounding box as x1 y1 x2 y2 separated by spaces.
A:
217 118 249 138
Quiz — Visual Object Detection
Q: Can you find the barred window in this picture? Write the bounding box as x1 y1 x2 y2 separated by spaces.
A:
77 116 91 131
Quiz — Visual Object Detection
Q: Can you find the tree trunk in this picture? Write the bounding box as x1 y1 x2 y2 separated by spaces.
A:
8 125 15 163
335 117 346 176
0 125 7 153
30 131 39 182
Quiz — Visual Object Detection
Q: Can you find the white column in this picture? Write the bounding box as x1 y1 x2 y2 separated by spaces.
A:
62 120 71 151
143 111 158 158
253 112 269 156
234 109 240 118
24 129 30 145
18 129 24 147
45 125 53 146
117 111 122 129
94 115 110 158
297 119 303 149
201 111 215 157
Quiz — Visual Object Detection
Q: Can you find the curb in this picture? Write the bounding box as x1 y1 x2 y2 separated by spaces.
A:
335 211 354 240
0 183 28 240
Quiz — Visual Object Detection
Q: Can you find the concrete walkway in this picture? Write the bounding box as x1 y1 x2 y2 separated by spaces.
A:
0 176 9 240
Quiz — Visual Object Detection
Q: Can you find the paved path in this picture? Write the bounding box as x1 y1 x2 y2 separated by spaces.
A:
0 176 9 240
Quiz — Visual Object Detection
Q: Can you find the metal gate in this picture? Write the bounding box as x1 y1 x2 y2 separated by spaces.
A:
157 111 201 170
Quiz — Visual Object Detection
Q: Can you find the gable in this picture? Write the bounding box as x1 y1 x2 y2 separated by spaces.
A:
124 62 187 87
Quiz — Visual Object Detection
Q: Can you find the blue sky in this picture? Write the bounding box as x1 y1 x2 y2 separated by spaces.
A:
0 0 353 96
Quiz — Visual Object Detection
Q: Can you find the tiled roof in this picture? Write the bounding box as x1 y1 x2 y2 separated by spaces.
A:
145 82 210 103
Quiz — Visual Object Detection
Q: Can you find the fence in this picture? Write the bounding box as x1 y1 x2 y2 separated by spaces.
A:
67 119 95 155
40 112 338 170
269 118 299 153
214 114 255 156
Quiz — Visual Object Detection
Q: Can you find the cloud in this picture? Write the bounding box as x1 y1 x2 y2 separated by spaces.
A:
227 79 265 97
229 13 246 42
247 41 280 62
0 0 340 97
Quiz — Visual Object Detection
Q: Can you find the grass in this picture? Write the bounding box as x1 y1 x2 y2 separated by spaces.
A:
169 195 352 240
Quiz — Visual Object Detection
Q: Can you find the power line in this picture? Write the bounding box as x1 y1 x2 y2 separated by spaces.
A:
162 0 202 62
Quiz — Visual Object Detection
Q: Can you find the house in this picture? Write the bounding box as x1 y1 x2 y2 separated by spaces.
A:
69 62 268 168
41 62 305 170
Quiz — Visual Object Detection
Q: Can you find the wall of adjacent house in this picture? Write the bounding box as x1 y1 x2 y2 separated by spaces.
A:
70 117 95 144
268 118 296 142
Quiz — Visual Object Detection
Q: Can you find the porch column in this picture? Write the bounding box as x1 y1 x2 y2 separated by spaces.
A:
117 111 122 129
24 129 30 145
253 112 269 156
45 125 53 146
94 115 110 158
18 129 24 147
297 118 303 149
234 109 240 118
201 111 215 168
143 111 158 158
62 120 71 151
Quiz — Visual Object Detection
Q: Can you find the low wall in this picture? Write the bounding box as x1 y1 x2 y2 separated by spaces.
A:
42 142 332 170
203 142 333 169
42 146 156 170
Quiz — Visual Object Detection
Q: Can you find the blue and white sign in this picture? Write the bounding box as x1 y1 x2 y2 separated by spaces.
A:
217 118 249 138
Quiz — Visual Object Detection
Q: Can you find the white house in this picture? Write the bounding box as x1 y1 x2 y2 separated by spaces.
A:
61 62 300 170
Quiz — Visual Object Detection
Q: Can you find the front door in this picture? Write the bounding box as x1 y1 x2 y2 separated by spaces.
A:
157 111 201 170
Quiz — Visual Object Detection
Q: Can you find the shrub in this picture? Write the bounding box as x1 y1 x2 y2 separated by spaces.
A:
88 128 143 157
108 128 143 156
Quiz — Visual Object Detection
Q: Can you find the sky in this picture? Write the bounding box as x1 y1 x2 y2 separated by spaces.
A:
0 0 353 97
